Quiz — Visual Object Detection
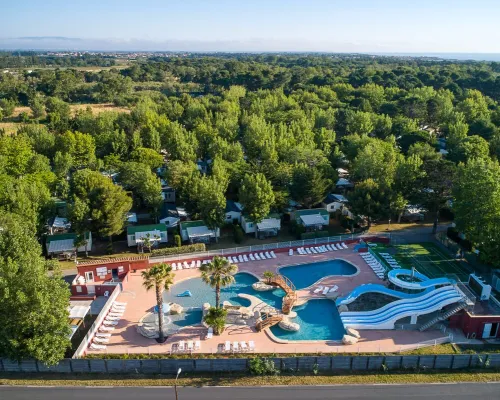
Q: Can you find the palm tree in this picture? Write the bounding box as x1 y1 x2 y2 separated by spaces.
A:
141 263 174 343
200 256 238 309
263 271 275 284
203 307 228 335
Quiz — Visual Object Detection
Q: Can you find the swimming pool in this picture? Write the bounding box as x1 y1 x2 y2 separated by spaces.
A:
279 259 357 289
142 309 203 334
163 272 285 309
270 299 346 341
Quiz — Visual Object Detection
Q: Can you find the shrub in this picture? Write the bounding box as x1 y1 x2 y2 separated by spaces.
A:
315 230 329 238
295 224 305 239
300 232 316 240
460 239 473 252
151 243 205 256
174 234 182 248
233 225 244 244
248 357 280 375
447 227 460 243
263 270 275 283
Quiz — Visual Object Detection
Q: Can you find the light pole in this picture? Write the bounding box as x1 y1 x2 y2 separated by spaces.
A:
174 367 182 400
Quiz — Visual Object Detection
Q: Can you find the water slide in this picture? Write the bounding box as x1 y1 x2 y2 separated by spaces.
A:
341 285 463 329
336 284 432 306
387 269 456 290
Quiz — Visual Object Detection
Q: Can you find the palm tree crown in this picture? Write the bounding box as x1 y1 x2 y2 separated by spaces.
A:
200 256 238 308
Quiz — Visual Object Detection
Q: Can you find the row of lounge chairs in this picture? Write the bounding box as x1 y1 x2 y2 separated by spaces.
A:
360 253 385 279
220 340 255 353
171 340 201 353
172 251 278 271
313 285 339 295
91 301 127 351
296 242 348 255
379 253 401 269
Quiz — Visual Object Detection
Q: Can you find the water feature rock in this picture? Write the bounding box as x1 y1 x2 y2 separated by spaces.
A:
342 334 358 345
252 281 274 291
326 291 340 300
279 317 300 331
169 303 183 315
338 304 349 313
202 303 211 311
346 327 361 339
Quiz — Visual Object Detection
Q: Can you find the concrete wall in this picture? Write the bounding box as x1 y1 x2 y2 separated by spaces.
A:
2 354 499 374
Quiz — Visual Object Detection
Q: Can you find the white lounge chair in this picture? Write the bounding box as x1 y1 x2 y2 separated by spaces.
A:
178 341 186 351
225 341 231 352
108 312 123 318
105 316 121 321
233 341 240 352
90 343 106 351
326 244 333 251
99 326 114 332
95 333 111 338
240 341 248 351
111 305 126 312
187 341 194 352
197 260 201 268
249 253 255 261
306 248 312 254
267 251 273 259
342 242 348 249
330 285 339 293
183 261 190 269
336 243 343 250
311 247 318 254
322 287 330 295
102 320 119 326
94 337 109 344
289 248 293 256
313 286 323 294
227 256 233 263
171 263 177 271
271 251 277 258
249 340 255 351
113 301 127 306
206 327 213 339
254 253 261 260
238 255 244 263
243 254 249 262
259 252 266 260
195 340 201 350
331 245 338 251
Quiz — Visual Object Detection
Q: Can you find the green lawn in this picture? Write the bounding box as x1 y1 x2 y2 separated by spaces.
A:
369 242 471 282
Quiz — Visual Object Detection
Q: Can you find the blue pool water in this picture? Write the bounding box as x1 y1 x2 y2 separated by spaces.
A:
270 299 346 341
163 272 285 309
279 260 357 289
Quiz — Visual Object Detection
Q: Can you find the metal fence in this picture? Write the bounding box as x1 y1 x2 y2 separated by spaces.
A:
150 233 390 264
2 353 499 374
72 284 122 358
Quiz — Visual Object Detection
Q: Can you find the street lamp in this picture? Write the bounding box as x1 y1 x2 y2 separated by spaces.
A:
174 367 182 400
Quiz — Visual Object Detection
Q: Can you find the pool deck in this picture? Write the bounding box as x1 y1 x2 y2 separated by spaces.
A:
86 248 450 355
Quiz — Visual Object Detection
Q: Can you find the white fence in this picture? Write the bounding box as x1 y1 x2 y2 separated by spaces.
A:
150 232 391 265
73 284 122 358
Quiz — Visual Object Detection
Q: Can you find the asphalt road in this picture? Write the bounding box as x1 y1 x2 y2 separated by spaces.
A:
1 383 498 400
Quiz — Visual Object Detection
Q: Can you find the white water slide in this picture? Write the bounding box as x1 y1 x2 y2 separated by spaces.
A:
340 269 464 330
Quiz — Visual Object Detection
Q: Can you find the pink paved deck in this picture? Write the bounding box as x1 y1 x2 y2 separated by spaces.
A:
86 248 448 355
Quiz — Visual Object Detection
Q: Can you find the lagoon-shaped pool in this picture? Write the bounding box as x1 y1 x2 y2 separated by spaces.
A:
279 259 357 289
163 272 285 309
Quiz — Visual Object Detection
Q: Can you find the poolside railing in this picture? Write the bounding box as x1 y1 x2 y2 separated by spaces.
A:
150 233 391 265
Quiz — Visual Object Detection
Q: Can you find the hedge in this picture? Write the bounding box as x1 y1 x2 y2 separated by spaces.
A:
151 243 206 256
300 230 330 240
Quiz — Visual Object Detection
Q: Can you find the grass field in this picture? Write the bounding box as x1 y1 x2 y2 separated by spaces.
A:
370 242 471 282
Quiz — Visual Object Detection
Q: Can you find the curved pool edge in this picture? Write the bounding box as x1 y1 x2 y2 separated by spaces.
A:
265 326 343 345
276 257 360 290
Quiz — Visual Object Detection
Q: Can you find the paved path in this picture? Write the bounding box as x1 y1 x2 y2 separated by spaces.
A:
1 382 498 400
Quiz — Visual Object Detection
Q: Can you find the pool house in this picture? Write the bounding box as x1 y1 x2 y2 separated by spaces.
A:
46 232 92 258
126 224 168 248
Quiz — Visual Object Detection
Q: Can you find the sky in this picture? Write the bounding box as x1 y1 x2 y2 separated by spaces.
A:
1 0 500 53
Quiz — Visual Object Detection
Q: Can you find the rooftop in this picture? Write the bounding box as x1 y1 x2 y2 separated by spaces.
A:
293 208 329 217
225 200 243 213
127 224 167 235
324 193 348 204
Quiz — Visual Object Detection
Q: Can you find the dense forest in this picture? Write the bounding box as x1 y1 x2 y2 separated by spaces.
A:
1 54 499 268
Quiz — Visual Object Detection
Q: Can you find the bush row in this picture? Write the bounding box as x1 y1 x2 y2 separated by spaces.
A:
300 230 330 240
151 243 206 256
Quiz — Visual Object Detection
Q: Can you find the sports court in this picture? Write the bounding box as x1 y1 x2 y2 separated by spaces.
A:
370 242 471 282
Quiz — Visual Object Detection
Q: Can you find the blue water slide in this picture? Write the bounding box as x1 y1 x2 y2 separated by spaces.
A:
387 269 455 290
336 283 432 306
340 286 463 329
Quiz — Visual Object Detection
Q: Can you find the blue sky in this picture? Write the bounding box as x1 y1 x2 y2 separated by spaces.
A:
1 0 500 52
